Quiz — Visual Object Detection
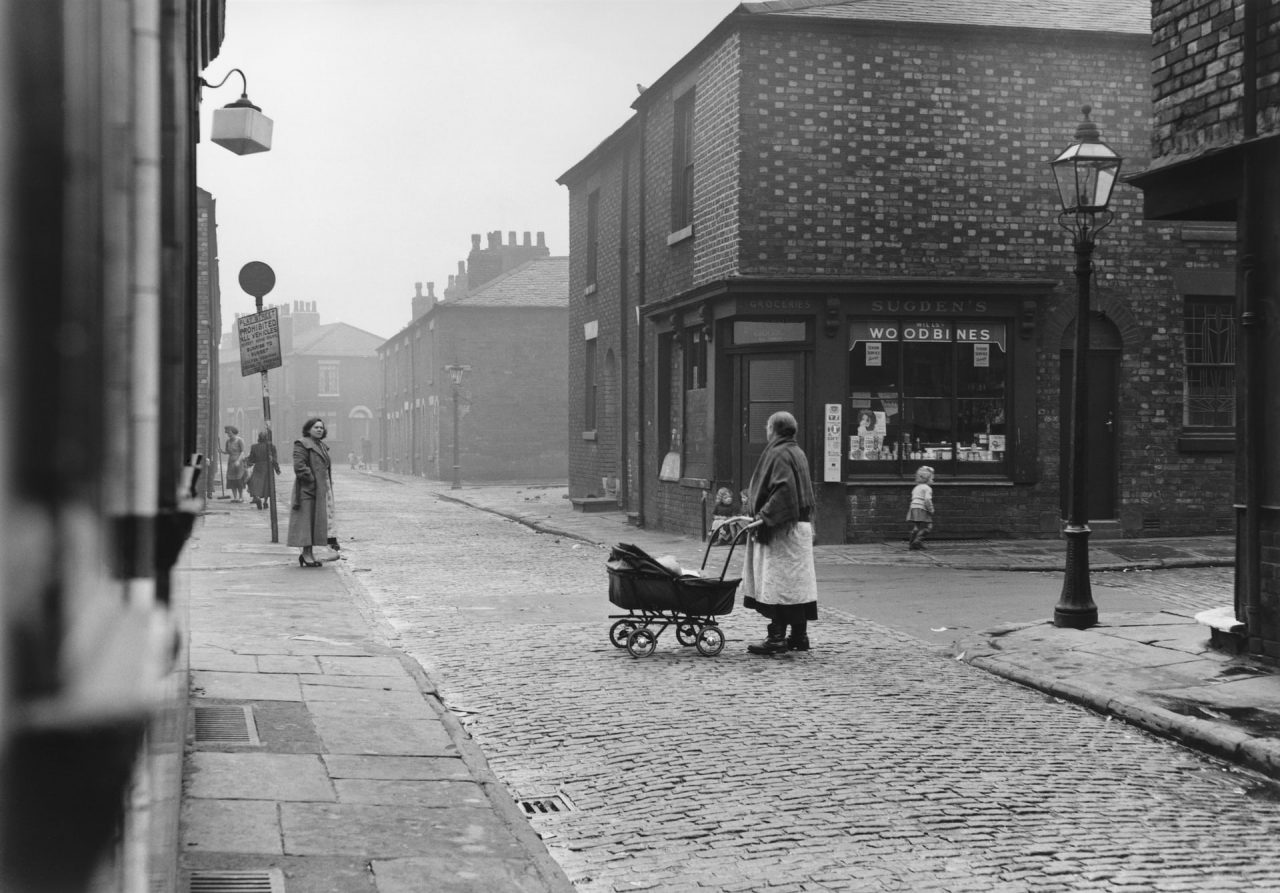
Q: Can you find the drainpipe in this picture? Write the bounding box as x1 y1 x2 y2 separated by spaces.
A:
409 324 417 475
619 143 631 508
635 106 648 526
124 0 162 608
1239 0 1263 643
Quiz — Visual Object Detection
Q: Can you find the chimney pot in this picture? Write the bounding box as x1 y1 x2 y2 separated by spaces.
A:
414 282 423 297
471 234 481 249
523 231 532 246
537 232 546 248
487 231 499 248
427 282 436 298
508 230 516 245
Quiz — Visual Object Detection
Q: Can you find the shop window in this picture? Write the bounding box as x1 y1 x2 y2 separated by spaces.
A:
848 319 1008 476
682 328 710 480
1183 298 1235 431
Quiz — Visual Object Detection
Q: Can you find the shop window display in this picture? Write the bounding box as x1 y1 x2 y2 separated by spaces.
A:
847 319 1008 476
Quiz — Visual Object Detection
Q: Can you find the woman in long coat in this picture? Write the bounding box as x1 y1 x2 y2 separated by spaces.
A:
742 410 819 655
245 430 279 509
287 417 334 567
224 426 248 502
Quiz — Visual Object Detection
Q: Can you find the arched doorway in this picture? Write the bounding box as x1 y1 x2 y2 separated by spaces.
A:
1060 314 1122 520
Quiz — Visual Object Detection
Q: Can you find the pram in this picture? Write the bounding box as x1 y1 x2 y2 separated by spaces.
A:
606 517 755 657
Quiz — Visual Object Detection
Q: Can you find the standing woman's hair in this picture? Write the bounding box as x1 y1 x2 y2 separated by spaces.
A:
767 411 798 438
302 417 324 437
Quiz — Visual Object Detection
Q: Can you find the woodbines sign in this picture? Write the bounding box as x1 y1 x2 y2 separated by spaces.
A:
238 307 282 376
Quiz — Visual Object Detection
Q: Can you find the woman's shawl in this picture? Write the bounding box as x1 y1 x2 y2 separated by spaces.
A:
748 435 815 543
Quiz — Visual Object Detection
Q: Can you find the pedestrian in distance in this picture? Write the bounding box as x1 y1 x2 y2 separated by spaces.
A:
288 417 336 567
223 425 247 503
742 411 819 655
907 465 935 550
245 430 280 510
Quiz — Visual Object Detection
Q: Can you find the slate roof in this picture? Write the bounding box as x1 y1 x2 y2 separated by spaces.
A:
740 0 1150 34
448 256 569 309
291 323 386 356
218 321 385 365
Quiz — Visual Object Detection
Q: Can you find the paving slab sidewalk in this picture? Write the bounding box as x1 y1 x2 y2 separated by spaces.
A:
177 505 574 893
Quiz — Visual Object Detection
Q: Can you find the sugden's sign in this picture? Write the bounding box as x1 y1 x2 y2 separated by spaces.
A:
849 321 1006 351
238 307 283 376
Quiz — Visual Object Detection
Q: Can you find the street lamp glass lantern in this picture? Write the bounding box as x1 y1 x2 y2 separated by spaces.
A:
1049 106 1122 214
445 364 469 385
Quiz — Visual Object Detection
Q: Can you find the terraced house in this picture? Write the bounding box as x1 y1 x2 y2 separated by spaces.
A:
559 0 1237 543
1129 0 1280 657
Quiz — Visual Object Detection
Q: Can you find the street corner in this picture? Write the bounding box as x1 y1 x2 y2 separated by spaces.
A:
952 619 1050 663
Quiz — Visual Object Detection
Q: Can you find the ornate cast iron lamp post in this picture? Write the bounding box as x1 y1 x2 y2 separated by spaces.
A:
1048 105 1123 629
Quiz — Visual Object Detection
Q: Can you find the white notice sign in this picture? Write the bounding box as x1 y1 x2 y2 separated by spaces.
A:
238 307 283 376
823 403 842 482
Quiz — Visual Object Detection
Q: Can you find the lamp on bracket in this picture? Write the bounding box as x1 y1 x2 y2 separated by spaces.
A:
201 68 273 155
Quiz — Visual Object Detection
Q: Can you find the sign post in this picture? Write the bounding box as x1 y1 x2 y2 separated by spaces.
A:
237 262 281 542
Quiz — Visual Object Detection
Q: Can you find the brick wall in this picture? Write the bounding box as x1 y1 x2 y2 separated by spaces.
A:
566 130 640 500
437 306 568 481
564 17 1238 541
1150 0 1280 161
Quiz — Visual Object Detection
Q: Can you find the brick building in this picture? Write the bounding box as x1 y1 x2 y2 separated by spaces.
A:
378 232 568 482
219 301 384 469
558 0 1236 543
1130 0 1280 656
196 187 224 498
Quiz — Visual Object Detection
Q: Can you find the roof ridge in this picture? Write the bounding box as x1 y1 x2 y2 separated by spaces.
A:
452 255 567 304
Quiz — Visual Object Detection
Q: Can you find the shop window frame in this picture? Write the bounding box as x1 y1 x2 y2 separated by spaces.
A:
846 317 1013 480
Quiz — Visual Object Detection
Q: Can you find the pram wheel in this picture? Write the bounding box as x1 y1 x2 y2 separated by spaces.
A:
695 626 725 657
676 621 700 646
610 619 639 649
627 627 658 658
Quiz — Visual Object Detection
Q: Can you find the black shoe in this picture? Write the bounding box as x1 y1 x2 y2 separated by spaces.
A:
747 636 789 655
788 636 810 652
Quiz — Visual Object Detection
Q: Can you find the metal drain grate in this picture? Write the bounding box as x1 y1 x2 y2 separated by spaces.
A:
187 869 283 893
194 706 260 745
518 794 575 816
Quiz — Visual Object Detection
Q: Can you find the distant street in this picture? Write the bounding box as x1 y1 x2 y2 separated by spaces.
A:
330 468 1280 892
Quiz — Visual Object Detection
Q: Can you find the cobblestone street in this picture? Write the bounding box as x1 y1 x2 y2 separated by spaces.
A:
336 470 1279 892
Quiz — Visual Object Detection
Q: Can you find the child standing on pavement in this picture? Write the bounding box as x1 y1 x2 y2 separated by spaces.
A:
907 465 934 550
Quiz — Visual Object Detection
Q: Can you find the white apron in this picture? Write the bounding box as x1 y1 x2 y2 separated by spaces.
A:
741 521 818 606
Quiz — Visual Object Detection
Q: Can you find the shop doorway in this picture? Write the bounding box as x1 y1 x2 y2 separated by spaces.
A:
1060 316 1122 520
733 352 808 491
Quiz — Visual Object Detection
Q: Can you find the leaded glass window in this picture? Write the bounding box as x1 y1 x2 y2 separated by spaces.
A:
1183 299 1235 429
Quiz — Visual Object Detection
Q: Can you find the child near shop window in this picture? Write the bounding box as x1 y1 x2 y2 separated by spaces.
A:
907 465 935 551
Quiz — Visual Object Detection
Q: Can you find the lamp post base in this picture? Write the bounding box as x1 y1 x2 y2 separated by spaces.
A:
1054 523 1097 628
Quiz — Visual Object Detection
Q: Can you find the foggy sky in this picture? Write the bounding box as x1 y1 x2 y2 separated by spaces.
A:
198 0 737 342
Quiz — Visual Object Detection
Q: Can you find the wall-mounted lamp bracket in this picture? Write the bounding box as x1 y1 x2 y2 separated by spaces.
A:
200 68 273 155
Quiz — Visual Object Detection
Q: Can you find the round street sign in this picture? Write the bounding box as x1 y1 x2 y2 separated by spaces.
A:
239 261 276 299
